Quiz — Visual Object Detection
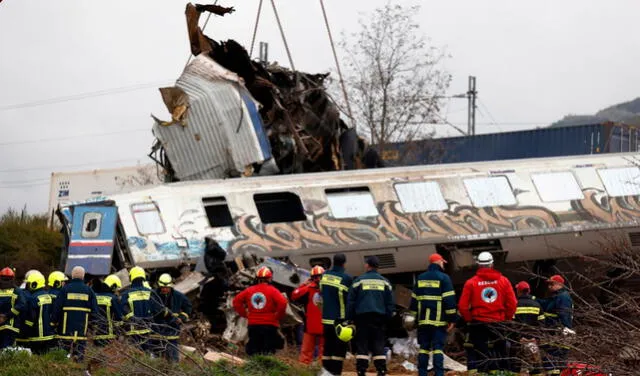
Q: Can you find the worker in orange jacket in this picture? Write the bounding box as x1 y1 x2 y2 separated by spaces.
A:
292 265 325 365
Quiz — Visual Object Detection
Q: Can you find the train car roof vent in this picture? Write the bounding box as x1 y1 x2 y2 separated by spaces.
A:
628 232 640 247
372 253 396 269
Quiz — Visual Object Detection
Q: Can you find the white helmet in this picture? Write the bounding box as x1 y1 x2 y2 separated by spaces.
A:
477 252 494 266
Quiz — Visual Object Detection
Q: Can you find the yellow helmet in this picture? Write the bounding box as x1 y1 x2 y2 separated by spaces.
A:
48 271 68 289
26 271 46 291
335 323 355 342
157 273 173 287
104 274 122 290
129 266 146 282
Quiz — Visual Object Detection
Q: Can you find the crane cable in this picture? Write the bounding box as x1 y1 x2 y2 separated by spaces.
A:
319 0 355 129
249 0 264 58
269 0 296 71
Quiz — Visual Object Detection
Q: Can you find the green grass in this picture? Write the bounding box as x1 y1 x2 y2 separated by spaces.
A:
0 350 318 376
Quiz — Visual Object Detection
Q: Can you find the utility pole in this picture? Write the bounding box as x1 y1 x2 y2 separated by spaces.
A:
467 76 477 136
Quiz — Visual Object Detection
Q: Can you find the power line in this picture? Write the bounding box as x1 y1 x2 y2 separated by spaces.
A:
0 128 150 147
477 99 503 132
0 157 145 174
0 177 49 185
0 181 49 189
0 81 172 112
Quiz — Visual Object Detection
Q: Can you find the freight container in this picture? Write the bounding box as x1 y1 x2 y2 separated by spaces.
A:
48 164 163 226
382 123 640 166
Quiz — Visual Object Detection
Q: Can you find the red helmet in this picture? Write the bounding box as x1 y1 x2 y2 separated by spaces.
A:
311 265 325 277
256 266 273 279
0 267 15 278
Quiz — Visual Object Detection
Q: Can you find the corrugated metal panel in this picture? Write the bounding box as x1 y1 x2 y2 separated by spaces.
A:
383 123 635 166
153 55 271 181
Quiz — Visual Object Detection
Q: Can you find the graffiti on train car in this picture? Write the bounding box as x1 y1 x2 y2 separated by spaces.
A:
229 201 560 254
228 188 640 254
572 189 640 223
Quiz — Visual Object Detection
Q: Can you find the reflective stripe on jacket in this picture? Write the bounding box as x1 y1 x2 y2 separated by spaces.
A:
409 264 456 327
0 287 26 333
514 295 545 326
25 289 56 341
95 292 123 340
120 280 169 335
541 288 573 329
347 270 395 320
51 278 98 341
319 266 352 325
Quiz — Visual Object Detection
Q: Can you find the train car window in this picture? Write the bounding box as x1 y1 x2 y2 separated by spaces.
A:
463 176 517 207
325 187 378 219
532 172 584 202
81 212 102 238
598 167 640 197
131 202 166 235
254 192 306 224
394 181 448 213
203 197 233 227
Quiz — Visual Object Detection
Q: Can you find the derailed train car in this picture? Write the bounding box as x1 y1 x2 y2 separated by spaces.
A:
57 152 640 284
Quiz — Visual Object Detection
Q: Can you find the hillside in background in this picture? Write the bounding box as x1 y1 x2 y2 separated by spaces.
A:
550 97 640 127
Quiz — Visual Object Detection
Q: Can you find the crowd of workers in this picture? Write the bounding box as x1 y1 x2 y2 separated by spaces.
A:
1 250 574 376
233 251 573 376
0 264 191 368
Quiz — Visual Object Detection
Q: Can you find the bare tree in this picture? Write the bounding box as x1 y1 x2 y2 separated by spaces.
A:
339 2 451 152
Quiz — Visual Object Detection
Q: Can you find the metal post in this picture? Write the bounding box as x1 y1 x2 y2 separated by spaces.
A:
259 42 269 64
467 76 477 136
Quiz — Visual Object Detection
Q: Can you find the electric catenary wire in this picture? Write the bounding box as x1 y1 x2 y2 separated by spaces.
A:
319 0 355 129
270 0 296 71
249 0 264 58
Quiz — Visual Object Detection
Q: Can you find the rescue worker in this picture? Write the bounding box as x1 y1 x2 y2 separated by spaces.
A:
540 275 573 375
510 281 545 375
120 266 172 354
24 271 56 354
93 274 123 347
320 253 353 375
16 270 36 347
407 253 457 376
232 266 288 356
0 267 27 349
51 266 98 361
292 265 325 365
347 256 395 376
153 273 192 362
458 251 517 374
47 271 68 299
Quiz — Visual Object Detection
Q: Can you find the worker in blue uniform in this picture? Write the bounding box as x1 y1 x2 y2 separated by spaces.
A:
51 266 98 361
24 271 56 354
152 273 192 362
320 253 353 376
407 254 457 376
0 267 27 349
93 274 123 347
120 266 172 354
347 256 395 376
539 275 574 375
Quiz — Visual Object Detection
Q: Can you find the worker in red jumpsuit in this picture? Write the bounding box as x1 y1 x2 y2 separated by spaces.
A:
458 251 517 374
233 266 288 356
292 265 325 365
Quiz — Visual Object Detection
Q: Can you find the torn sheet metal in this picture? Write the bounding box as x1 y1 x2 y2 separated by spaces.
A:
153 55 272 181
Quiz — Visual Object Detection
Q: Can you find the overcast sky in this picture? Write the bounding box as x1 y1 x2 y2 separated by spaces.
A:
1 0 639 214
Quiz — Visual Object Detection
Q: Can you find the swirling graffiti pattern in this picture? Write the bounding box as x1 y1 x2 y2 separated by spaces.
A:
229 200 562 254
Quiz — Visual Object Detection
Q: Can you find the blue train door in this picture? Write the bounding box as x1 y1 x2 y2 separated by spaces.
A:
65 206 118 276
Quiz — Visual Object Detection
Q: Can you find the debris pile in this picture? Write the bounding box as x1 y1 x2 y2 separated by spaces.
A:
150 3 363 182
